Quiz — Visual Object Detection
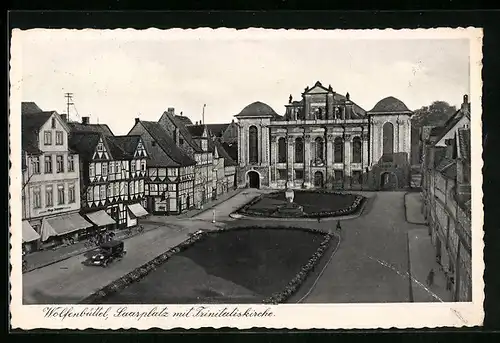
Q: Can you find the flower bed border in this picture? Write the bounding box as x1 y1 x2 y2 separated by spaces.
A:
235 190 366 219
80 225 334 304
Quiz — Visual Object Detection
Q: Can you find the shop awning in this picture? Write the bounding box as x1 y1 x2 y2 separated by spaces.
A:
22 220 40 243
86 210 116 227
127 203 149 218
41 213 93 241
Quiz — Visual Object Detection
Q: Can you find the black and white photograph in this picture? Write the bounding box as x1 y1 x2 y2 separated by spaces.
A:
10 27 484 330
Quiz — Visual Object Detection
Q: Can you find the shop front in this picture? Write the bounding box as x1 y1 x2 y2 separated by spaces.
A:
22 220 41 253
40 213 93 248
84 210 117 239
127 202 149 227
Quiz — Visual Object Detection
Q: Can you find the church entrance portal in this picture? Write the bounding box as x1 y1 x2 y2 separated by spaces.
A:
380 172 398 190
248 171 260 189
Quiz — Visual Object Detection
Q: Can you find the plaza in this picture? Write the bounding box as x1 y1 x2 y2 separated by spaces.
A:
22 188 452 305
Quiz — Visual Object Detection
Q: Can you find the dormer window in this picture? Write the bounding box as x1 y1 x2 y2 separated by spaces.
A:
152 141 156 147
97 143 103 151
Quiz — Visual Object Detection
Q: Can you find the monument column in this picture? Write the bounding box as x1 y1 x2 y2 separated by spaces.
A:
304 133 312 188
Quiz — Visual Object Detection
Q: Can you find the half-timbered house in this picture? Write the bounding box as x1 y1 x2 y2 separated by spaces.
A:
128 119 196 215
158 108 213 208
68 118 149 232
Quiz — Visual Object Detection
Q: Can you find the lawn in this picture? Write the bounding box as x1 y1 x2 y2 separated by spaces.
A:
238 190 364 218
100 228 333 304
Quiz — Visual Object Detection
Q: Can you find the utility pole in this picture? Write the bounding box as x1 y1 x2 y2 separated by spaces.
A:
202 104 206 125
65 92 74 121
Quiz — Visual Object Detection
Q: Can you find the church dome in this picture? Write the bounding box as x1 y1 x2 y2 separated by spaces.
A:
235 101 278 118
369 96 412 114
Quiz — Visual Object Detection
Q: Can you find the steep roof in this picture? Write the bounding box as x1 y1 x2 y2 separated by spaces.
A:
205 123 229 137
431 106 470 147
214 141 237 166
21 112 54 154
67 121 114 136
235 101 278 118
22 102 43 115
175 115 193 126
221 142 238 161
369 96 412 114
109 136 142 158
141 121 196 167
186 124 205 137
160 111 202 153
68 132 102 161
457 128 471 162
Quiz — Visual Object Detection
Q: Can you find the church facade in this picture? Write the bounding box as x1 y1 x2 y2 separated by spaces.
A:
235 81 413 190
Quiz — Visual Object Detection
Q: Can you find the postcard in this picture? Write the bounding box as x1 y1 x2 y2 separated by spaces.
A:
10 27 484 330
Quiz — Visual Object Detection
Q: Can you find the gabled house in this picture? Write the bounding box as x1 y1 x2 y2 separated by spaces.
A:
128 119 196 215
206 120 239 145
68 118 149 232
21 103 90 251
158 108 213 208
421 94 472 302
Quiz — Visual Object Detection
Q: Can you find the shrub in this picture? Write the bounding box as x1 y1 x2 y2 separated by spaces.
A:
262 232 335 304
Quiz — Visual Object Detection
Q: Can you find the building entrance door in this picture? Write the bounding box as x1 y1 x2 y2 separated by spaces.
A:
248 171 260 189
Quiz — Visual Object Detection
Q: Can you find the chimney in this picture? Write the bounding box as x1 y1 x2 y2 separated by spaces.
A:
135 118 140 124
60 113 67 122
82 116 90 125
231 119 234 123
346 92 350 101
168 107 175 114
461 94 469 112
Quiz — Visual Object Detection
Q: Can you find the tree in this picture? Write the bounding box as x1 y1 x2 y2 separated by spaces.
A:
411 101 457 128
410 101 457 166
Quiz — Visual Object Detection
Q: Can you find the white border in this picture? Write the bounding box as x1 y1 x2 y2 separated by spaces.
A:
9 27 484 330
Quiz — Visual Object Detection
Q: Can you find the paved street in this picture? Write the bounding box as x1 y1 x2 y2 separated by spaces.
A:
23 188 450 304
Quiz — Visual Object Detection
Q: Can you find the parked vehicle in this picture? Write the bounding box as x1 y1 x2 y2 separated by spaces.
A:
87 240 126 267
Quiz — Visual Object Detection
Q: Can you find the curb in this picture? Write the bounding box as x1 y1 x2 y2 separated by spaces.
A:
181 189 244 219
403 192 427 226
407 232 414 302
296 232 342 303
230 196 369 222
24 224 163 273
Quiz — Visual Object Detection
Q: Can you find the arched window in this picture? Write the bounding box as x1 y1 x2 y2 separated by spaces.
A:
278 137 286 163
315 137 324 162
382 122 394 162
334 137 344 163
248 126 258 164
295 137 304 163
352 136 362 163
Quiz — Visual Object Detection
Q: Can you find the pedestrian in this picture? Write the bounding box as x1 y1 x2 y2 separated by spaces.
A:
426 268 435 286
336 220 342 233
317 216 321 223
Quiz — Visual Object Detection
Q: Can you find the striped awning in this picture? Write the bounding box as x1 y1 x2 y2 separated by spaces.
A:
127 203 149 218
41 213 93 241
22 220 40 243
86 210 116 227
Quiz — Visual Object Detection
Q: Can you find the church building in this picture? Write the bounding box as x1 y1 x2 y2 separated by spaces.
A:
235 81 413 190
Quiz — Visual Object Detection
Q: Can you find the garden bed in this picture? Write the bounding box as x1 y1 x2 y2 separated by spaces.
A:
235 190 366 218
82 226 338 304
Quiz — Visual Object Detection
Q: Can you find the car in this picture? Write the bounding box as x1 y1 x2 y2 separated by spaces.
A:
87 240 126 267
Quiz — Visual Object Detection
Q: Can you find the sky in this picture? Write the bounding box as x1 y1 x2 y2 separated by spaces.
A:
16 29 471 136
